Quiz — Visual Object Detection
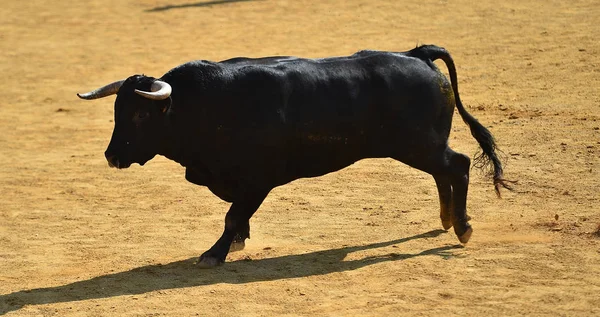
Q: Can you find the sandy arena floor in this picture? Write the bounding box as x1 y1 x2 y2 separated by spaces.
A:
1 0 599 315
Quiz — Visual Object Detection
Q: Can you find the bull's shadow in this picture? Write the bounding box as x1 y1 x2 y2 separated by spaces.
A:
146 0 258 12
0 229 459 315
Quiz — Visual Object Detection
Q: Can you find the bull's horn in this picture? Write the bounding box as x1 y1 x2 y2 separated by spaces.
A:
134 80 172 100
77 80 125 100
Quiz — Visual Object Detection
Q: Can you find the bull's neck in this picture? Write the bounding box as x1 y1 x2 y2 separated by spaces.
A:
156 114 191 167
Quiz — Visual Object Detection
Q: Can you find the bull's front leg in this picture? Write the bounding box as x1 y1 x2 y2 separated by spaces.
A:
198 191 268 268
229 220 250 252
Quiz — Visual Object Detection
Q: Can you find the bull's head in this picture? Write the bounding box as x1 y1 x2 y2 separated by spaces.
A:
78 75 172 169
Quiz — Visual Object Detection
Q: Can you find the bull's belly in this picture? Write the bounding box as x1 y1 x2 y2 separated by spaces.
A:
283 143 372 180
280 121 440 182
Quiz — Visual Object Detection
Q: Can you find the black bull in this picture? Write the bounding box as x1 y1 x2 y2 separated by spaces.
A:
78 45 511 267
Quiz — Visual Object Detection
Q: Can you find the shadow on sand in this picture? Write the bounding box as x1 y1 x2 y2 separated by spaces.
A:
146 0 259 12
0 229 460 314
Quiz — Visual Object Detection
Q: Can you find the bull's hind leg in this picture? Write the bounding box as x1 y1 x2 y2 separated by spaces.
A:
434 175 453 230
394 146 473 243
445 149 473 243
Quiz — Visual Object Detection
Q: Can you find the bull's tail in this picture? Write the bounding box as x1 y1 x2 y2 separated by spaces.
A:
409 45 514 197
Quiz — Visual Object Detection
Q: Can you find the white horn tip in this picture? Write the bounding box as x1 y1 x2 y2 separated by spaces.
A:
77 92 94 100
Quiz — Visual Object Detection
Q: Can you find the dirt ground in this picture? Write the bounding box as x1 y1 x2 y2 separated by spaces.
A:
1 0 599 316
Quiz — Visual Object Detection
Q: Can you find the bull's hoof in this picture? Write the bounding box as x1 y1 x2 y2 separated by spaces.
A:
229 240 246 252
441 220 453 230
457 226 473 244
443 215 471 230
196 254 224 269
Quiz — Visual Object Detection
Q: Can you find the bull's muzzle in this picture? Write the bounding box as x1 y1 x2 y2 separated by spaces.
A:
105 154 120 169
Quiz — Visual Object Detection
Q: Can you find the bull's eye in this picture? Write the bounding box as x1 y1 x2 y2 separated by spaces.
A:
137 111 149 119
